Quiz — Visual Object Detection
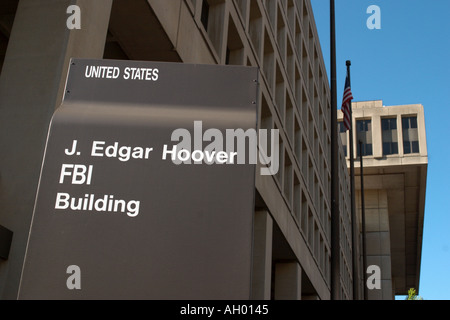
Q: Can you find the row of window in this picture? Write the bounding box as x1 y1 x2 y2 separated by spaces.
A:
339 116 419 157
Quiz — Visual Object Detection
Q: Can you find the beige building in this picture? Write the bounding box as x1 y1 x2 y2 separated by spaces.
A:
338 100 428 299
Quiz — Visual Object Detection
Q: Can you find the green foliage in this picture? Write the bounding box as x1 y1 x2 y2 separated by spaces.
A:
406 288 423 300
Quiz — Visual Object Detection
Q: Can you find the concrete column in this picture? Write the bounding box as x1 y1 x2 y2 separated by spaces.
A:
177 0 216 64
396 115 404 156
0 0 112 299
274 261 302 300
372 114 382 158
360 189 393 300
251 210 273 300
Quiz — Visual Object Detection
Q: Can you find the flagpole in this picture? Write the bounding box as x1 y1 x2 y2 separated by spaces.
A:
330 0 340 300
359 140 368 300
346 60 359 300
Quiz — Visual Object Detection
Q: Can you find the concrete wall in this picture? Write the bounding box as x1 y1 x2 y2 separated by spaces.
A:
358 189 393 300
0 0 112 299
339 101 428 298
0 0 356 300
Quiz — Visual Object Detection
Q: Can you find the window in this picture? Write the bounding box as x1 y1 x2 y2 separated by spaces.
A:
199 0 225 57
338 121 347 157
382 118 398 155
356 119 372 156
402 116 419 154
200 0 210 31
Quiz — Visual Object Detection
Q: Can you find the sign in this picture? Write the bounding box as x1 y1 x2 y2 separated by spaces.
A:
18 59 258 299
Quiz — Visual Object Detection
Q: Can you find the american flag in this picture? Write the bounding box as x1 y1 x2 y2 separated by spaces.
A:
341 71 353 131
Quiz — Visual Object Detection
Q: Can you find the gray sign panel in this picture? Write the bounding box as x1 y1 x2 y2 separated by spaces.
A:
18 59 258 299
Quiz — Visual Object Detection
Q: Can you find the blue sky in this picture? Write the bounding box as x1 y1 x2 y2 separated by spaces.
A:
310 0 450 300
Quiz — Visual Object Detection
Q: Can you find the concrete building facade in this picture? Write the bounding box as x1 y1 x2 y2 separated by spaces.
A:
338 100 428 299
0 0 407 301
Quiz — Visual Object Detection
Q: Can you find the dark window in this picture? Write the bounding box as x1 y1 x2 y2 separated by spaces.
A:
402 116 419 154
412 141 419 153
383 142 398 155
201 0 210 31
382 118 398 155
356 119 372 156
225 47 230 65
338 121 347 157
